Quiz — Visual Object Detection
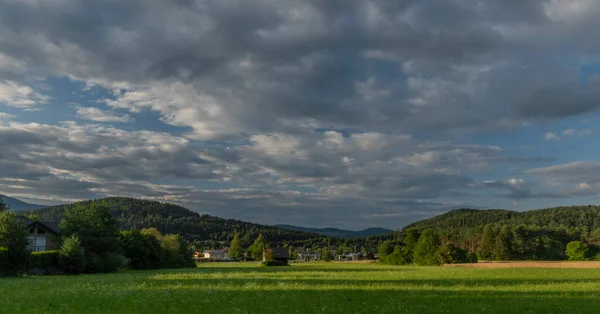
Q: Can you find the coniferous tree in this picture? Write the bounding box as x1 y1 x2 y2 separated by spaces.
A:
249 234 266 260
494 225 513 260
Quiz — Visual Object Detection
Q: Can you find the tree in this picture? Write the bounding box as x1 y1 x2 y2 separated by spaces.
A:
0 197 7 213
249 234 266 260
566 241 588 261
321 248 334 262
121 230 161 269
479 224 497 260
413 229 441 266
60 202 122 273
494 225 513 260
60 235 85 274
377 240 393 261
229 233 242 259
0 212 29 276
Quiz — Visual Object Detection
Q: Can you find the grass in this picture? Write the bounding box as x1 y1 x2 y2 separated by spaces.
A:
2 262 600 313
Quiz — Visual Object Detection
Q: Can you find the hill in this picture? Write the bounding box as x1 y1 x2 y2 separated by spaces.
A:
26 197 335 248
274 224 394 238
0 194 44 211
404 205 600 231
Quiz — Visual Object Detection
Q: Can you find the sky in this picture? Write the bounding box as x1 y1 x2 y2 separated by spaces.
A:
1 0 600 230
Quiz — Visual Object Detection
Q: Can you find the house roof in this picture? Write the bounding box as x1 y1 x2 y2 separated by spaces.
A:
17 216 60 234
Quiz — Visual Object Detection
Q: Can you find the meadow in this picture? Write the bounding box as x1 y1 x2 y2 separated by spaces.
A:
2 262 600 313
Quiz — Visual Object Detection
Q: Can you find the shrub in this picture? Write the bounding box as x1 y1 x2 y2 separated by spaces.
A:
28 251 60 275
60 235 85 275
437 244 472 264
566 241 588 261
103 253 126 272
121 230 161 270
384 246 411 265
262 260 289 267
468 252 478 263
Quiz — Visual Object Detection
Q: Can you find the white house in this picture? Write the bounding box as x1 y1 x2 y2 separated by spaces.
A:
203 249 229 260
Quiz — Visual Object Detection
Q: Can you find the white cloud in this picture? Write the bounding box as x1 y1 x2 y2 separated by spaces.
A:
75 106 130 123
562 129 593 137
544 132 561 141
0 80 50 108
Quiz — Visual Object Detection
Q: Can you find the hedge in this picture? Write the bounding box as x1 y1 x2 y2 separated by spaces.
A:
28 251 60 275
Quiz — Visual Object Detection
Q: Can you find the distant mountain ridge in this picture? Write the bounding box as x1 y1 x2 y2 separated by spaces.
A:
0 195 44 211
274 224 394 238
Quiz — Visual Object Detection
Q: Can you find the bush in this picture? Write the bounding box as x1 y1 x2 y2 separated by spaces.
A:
566 241 588 261
121 230 161 270
468 252 478 263
60 235 85 275
384 246 411 265
262 260 289 267
28 251 60 275
437 244 472 264
103 253 126 272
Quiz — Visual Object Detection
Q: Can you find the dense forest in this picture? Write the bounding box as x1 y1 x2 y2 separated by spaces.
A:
25 198 341 250
394 206 600 261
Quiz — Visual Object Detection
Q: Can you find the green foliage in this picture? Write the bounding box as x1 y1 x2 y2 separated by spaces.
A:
60 235 85 274
479 224 497 260
121 230 161 270
436 244 473 264
229 232 242 259
384 246 411 265
28 250 60 275
494 225 514 260
60 202 122 273
28 197 334 249
0 198 7 212
0 247 8 274
0 212 30 276
320 248 333 262
249 234 266 260
377 240 393 261
261 260 289 266
413 229 441 266
566 241 588 261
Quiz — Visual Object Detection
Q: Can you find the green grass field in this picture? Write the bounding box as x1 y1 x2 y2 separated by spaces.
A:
2 262 600 313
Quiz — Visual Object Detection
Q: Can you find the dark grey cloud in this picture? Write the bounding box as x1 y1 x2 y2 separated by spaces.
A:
1 0 599 228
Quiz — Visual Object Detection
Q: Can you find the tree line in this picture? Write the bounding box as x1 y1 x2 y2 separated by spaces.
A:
1 200 194 277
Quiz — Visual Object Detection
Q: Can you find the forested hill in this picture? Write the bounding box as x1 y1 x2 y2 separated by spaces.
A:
26 197 334 248
405 206 600 231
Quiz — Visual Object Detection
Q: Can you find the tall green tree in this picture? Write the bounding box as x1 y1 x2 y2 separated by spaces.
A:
494 225 513 260
60 202 121 273
413 229 441 266
249 234 266 260
60 235 85 274
321 247 334 262
229 232 242 259
377 240 393 261
0 212 29 276
479 224 497 260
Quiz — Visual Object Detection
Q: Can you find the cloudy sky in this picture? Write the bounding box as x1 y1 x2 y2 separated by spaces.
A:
1 0 600 229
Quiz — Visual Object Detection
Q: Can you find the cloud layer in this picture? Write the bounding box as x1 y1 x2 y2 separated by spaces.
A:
1 0 600 228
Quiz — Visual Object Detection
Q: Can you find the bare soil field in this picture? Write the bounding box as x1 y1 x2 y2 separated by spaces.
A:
446 261 600 268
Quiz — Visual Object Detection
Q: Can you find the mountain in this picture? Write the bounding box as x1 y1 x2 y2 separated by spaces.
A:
404 205 600 231
274 224 394 238
0 194 44 211
25 197 338 248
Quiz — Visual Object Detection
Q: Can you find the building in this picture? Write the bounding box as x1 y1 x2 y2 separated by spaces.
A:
17 216 60 252
203 249 229 260
263 247 289 262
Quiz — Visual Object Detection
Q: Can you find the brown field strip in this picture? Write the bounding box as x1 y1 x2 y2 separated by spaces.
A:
446 261 600 268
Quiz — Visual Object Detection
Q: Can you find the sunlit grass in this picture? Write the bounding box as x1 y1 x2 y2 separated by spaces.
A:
2 262 600 313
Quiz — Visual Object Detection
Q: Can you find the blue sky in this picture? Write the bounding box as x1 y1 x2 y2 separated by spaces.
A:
1 0 600 229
